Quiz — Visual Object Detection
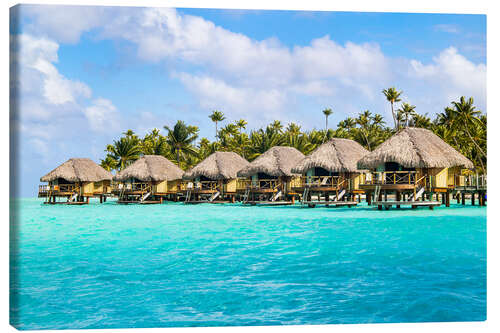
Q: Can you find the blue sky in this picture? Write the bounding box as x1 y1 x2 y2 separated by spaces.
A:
10 5 486 197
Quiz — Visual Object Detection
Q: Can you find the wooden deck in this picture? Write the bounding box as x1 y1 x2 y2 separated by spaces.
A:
302 201 358 208
43 201 88 205
244 201 294 206
373 200 441 210
360 184 417 190
184 200 232 204
117 200 163 204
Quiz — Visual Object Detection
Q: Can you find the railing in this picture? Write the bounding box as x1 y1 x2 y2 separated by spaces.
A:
454 174 487 189
364 171 418 185
236 179 280 191
301 176 345 188
112 182 150 193
185 181 219 192
38 184 78 194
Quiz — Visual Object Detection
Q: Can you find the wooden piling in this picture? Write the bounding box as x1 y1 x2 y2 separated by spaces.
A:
396 192 401 209
445 191 450 207
471 193 475 206
461 192 466 205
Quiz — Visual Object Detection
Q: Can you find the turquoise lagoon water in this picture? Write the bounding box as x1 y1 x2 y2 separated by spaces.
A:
10 198 486 329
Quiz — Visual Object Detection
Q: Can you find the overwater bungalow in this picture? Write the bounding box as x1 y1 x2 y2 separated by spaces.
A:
182 151 250 203
357 127 475 209
291 138 369 208
236 146 305 205
38 158 113 204
112 155 184 204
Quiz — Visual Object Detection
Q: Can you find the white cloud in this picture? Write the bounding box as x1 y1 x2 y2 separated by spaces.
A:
20 4 113 44
83 98 120 133
434 24 460 34
176 72 287 123
13 34 92 106
11 33 123 176
18 6 487 128
409 47 486 109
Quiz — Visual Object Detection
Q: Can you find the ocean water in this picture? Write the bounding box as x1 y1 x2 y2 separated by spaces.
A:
10 198 486 330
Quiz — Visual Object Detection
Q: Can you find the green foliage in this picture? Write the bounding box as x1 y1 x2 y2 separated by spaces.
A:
101 96 486 174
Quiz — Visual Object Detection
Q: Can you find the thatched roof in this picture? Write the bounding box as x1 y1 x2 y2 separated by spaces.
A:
237 146 305 178
183 152 249 180
357 127 474 169
292 138 369 174
40 158 113 182
114 155 184 182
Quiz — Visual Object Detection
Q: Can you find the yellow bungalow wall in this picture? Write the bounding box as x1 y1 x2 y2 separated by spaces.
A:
153 180 168 194
225 179 237 193
351 173 363 190
421 167 461 188
82 182 94 196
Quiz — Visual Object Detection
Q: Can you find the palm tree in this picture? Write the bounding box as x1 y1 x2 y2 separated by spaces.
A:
164 120 199 165
322 108 333 132
286 122 301 135
105 137 141 170
397 103 416 128
382 87 403 129
141 128 168 156
451 96 486 166
209 110 226 140
100 155 117 171
270 120 284 133
236 119 247 134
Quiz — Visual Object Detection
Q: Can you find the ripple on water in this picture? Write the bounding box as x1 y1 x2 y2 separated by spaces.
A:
10 198 486 329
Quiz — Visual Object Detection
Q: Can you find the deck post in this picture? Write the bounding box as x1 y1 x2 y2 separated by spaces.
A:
100 195 103 204
471 193 475 206
445 191 450 207
383 192 387 202
441 193 446 204
367 192 372 205
86 196 89 204
104 196 107 202
456 192 460 203
396 192 401 209
480 192 485 206
461 192 466 205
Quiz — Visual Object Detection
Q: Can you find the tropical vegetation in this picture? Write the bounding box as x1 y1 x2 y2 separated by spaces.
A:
100 91 487 174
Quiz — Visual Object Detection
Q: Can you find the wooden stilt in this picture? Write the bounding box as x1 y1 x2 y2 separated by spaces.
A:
456 192 460 204
367 192 372 205
396 192 401 209
471 193 475 206
461 192 466 205
446 191 450 207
